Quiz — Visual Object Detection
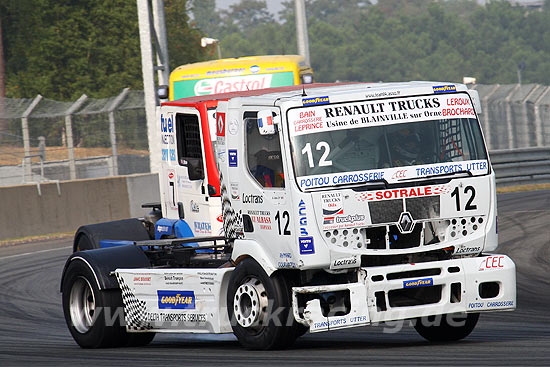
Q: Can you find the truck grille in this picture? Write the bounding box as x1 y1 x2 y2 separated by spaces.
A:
369 196 440 224
364 220 449 250
323 219 450 251
406 196 440 220
369 199 402 224
388 285 442 307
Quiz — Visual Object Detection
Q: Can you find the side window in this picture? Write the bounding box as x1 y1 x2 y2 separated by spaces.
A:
176 113 204 180
244 111 285 188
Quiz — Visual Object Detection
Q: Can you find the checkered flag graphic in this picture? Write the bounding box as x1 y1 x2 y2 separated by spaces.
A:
115 273 153 331
220 173 244 239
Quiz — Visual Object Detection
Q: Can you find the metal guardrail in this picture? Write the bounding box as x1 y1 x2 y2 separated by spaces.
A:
490 147 550 186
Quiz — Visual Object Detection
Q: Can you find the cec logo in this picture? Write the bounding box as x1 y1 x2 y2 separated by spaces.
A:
479 256 504 271
392 169 407 179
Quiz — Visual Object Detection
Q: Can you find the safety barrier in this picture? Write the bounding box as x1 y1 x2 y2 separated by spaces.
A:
490 147 550 186
1 152 548 241
0 173 159 241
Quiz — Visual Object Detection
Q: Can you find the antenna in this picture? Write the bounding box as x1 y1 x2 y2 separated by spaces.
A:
302 85 307 96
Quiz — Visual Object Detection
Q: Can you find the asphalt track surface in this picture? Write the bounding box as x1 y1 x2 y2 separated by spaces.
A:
0 190 549 366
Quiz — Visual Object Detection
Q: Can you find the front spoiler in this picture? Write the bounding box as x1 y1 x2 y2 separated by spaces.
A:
292 254 516 333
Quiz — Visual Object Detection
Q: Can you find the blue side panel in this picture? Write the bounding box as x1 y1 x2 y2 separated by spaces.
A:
99 240 136 248
174 220 214 253
174 219 195 239
155 218 212 253
155 218 178 240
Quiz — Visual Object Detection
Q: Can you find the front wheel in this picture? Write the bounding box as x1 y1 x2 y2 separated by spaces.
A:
414 312 480 342
227 258 297 350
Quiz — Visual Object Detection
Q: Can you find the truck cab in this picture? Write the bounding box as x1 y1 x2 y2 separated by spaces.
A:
217 82 514 332
154 84 347 243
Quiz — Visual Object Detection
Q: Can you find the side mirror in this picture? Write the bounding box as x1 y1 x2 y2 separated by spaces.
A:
207 184 217 196
157 85 169 100
182 157 204 181
258 110 279 135
301 73 313 84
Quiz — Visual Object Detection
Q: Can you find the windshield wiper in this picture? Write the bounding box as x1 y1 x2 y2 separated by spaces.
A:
398 170 473 182
345 179 389 191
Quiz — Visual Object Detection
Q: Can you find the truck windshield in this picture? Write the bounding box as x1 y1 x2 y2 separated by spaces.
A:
292 117 487 176
287 93 490 190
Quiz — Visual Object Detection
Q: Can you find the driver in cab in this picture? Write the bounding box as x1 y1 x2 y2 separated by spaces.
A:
380 127 427 168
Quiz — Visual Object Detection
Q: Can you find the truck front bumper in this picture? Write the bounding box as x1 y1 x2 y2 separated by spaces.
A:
292 254 516 333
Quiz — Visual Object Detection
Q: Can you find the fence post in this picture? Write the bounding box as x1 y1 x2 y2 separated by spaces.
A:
107 88 130 176
137 0 161 174
505 84 520 149
152 0 170 87
521 85 541 147
21 95 42 182
533 86 550 147
64 94 87 180
481 84 499 150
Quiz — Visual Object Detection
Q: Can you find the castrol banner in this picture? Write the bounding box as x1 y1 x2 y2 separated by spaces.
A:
288 92 476 137
172 72 294 98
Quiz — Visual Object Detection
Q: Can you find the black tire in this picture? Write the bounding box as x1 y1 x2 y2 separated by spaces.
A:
62 260 155 348
73 219 152 252
75 233 94 251
126 333 156 347
414 312 480 342
62 260 127 348
292 323 309 338
227 258 297 350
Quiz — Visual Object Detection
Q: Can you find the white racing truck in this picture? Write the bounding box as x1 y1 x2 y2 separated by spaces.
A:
61 82 516 350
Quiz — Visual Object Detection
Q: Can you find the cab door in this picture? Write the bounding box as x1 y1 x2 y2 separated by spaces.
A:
235 108 296 266
159 106 213 237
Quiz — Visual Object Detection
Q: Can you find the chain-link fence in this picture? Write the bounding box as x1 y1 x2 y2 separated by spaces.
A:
0 89 149 186
1 84 549 186
472 84 550 150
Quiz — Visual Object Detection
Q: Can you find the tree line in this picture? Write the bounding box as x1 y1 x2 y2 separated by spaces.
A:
202 0 550 86
1 0 550 101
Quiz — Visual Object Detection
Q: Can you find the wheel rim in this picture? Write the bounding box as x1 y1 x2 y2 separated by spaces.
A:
233 276 268 331
69 276 96 334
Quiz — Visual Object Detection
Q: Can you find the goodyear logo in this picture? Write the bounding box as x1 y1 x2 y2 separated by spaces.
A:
157 290 195 309
403 278 433 288
432 85 456 94
302 96 330 106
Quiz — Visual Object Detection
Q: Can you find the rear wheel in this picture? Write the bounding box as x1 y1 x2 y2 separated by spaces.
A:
62 260 155 348
227 258 297 350
414 312 480 342
126 333 156 347
75 234 94 251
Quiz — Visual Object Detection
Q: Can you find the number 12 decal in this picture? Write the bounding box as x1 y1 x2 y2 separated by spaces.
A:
302 142 332 168
451 186 477 211
275 211 291 235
